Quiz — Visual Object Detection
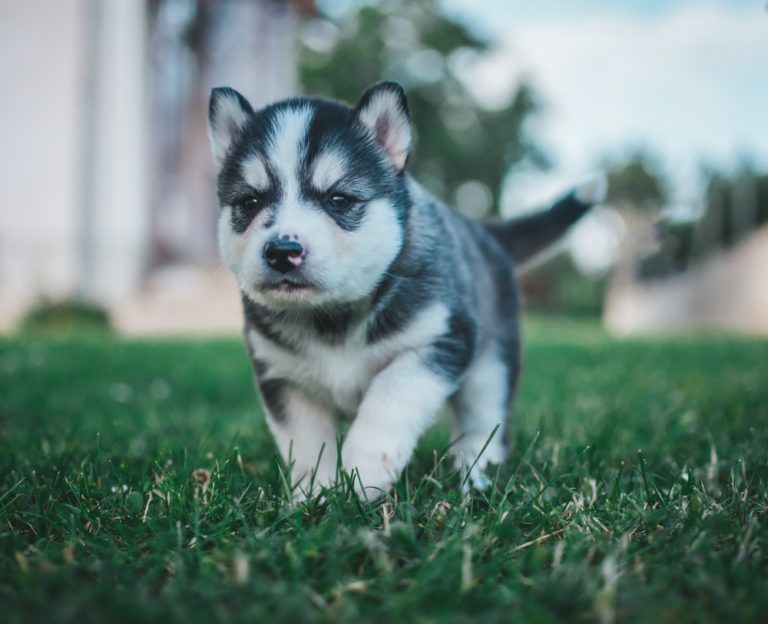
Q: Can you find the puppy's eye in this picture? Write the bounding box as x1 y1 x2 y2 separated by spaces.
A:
328 194 353 210
236 197 261 212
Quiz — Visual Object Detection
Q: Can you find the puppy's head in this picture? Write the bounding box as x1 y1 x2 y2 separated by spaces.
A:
208 82 411 309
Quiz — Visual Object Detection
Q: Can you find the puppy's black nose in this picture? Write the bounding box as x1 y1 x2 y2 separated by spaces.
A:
264 238 304 273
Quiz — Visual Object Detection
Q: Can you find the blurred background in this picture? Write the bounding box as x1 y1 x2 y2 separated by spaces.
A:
1 0 767 336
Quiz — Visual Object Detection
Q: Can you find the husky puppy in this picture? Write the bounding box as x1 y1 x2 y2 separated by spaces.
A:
207 82 606 499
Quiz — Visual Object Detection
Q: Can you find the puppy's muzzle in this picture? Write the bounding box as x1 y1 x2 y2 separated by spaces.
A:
264 236 305 273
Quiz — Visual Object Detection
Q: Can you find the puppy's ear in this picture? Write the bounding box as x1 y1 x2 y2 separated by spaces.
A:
354 82 411 171
208 87 254 168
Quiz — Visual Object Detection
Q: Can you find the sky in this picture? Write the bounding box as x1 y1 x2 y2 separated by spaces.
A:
440 0 768 214
318 0 767 272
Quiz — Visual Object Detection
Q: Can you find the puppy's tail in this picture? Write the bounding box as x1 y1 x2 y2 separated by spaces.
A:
484 173 607 271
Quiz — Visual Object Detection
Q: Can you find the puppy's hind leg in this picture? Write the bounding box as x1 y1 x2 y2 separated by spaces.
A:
451 345 517 490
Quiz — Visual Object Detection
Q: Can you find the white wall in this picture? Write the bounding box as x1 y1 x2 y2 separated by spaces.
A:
0 0 86 324
0 0 149 328
0 0 297 333
84 0 149 303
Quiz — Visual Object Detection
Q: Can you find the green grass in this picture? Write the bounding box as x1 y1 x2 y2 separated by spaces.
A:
1 319 767 623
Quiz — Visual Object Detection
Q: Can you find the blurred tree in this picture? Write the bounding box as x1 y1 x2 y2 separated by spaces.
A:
521 152 669 316
521 151 676 315
693 165 768 254
520 255 608 317
601 152 666 280
605 151 667 213
298 0 547 215
640 164 768 278
638 220 695 278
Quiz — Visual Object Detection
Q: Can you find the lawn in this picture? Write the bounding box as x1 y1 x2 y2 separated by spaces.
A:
1 318 767 623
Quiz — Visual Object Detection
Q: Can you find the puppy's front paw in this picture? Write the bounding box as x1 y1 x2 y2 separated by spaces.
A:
341 446 398 499
465 468 493 492
290 459 337 501
454 442 505 495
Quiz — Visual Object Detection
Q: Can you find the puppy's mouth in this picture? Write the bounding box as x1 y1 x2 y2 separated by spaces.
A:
259 278 319 302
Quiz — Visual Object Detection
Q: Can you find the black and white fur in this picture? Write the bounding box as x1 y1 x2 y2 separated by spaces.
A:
207 82 606 499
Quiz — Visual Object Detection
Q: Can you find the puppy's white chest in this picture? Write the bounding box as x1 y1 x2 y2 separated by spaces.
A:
302 338 381 414
246 303 450 416
247 327 381 414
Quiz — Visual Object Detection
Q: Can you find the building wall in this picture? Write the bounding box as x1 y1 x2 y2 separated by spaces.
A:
0 0 86 325
0 0 298 332
82 0 150 304
604 225 768 335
